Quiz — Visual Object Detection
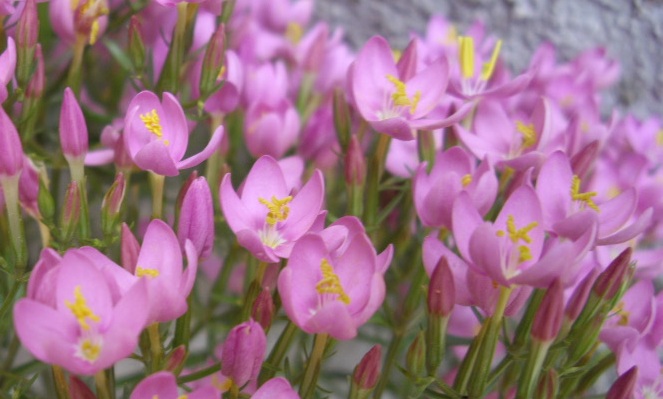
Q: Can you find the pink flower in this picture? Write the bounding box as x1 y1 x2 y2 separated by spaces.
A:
49 0 109 46
125 219 199 323
0 36 15 103
178 176 215 259
350 35 467 141
123 90 224 176
278 219 392 340
218 319 267 388
253 377 299 399
130 371 219 399
13 249 148 375
220 155 324 263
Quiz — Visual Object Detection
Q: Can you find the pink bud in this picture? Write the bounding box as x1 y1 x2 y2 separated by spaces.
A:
594 248 633 300
570 140 599 179
69 375 96 399
101 173 126 234
121 223 140 274
220 319 267 387
532 280 564 342
17 0 38 51
606 366 637 399
353 345 382 390
59 87 89 160
0 107 24 178
164 345 187 374
200 23 226 97
251 289 274 331
26 44 44 99
177 176 214 259
345 135 366 186
60 181 81 242
427 256 455 317
565 268 599 322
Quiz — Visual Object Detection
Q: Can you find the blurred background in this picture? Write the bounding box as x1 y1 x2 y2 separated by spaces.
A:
315 0 663 118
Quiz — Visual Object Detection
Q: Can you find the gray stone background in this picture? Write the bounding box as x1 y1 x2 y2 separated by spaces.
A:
314 0 663 119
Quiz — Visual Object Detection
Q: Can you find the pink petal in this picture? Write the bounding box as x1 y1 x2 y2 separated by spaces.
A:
176 125 224 170
133 139 179 176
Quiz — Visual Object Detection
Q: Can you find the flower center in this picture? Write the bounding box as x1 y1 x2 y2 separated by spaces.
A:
496 215 538 263
385 74 421 115
458 36 502 81
74 335 103 363
65 286 101 331
516 121 536 149
316 259 351 305
259 195 293 226
570 175 599 211
140 109 170 146
461 174 472 187
136 266 160 278
286 22 303 44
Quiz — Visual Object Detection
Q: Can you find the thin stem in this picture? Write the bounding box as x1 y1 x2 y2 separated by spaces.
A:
155 3 188 94
299 333 329 399
259 320 299 384
94 370 112 399
148 323 163 372
67 35 87 96
149 172 165 220
372 332 403 399
52 366 71 399
177 362 221 384
516 339 552 399
1 174 26 273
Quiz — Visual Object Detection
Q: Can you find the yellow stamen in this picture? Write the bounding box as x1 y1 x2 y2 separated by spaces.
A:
392 49 402 62
217 64 227 81
496 215 538 244
385 74 421 114
656 130 663 146
481 39 502 81
136 267 160 278
516 121 536 149
89 19 100 45
78 337 102 362
518 245 533 262
259 196 293 226
316 259 351 304
458 36 475 79
571 175 600 211
461 174 472 187
613 301 630 326
286 22 303 44
140 109 163 137
65 286 101 331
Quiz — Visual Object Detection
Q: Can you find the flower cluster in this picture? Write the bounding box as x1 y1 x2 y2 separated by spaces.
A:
0 0 660 398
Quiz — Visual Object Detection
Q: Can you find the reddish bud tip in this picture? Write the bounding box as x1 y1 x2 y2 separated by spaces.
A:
121 223 140 274
251 289 275 331
345 135 366 186
594 248 633 300
427 256 455 317
532 280 564 342
565 268 599 322
69 375 96 399
353 345 382 390
570 140 599 179
165 345 187 374
59 87 89 159
606 366 638 399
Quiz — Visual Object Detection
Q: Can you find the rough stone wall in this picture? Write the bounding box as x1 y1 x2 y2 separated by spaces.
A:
314 0 663 119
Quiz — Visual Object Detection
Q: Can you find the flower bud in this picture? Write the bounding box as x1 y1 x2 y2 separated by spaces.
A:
177 176 214 259
59 87 89 162
220 319 267 387
16 0 38 87
101 172 126 236
251 289 274 331
26 44 44 100
593 248 633 301
333 88 351 149
606 366 637 399
406 330 426 378
199 23 226 98
37 175 55 223
427 257 455 318
570 140 599 179
345 135 366 186
352 345 382 393
60 181 81 243
128 16 146 74
532 280 564 342
535 368 559 399
69 375 96 399
0 107 24 178
565 268 599 322
164 345 187 374
175 171 198 221
121 223 140 274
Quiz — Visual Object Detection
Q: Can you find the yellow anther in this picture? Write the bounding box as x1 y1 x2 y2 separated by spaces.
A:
656 130 663 146
316 259 351 304
78 338 102 362
458 36 475 79
481 39 502 81
516 121 537 149
613 301 630 326
571 175 600 211
497 215 538 244
136 267 160 278
385 74 421 114
391 49 402 62
89 19 100 45
140 109 163 137
177 395 189 399
461 174 472 187
286 22 303 44
65 286 101 331
259 196 293 226
217 65 227 81
518 245 533 262
71 0 80 10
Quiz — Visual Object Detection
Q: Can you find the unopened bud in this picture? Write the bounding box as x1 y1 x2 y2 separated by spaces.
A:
16 0 38 87
333 88 351 149
396 39 417 81
69 375 96 399
128 16 146 74
606 366 637 399
0 107 24 178
345 135 366 186
406 330 426 378
121 223 140 274
535 369 559 399
220 319 267 387
175 171 198 219
26 44 44 99
37 175 55 223
251 289 274 331
164 345 187 374
565 268 599 322
427 257 455 317
200 23 226 98
60 87 89 162
532 280 564 342
177 176 214 259
594 248 633 300
60 181 81 243
570 140 599 179
101 173 126 235
350 345 382 398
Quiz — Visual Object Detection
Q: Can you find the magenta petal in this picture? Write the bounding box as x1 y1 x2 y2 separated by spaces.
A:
537 151 573 228
451 192 484 260
510 242 574 287
161 92 189 160
282 169 324 240
176 125 224 170
220 173 260 233
410 101 475 131
352 36 399 120
129 371 179 399
13 299 75 364
597 188 637 237
84 149 115 166
369 117 415 141
252 377 298 399
27 248 62 301
277 267 306 328
76 246 138 300
304 300 357 340
351 273 386 327
133 139 179 176
597 207 653 246
136 219 183 281
469 223 510 286
241 155 289 203
180 240 199 296
236 229 280 263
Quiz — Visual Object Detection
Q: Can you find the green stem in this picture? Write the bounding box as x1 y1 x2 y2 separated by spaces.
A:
241 261 268 321
52 366 71 399
363 134 391 240
148 323 163 372
66 35 87 96
177 362 221 384
1 174 26 273
156 3 188 94
259 321 299 384
516 339 552 399
299 333 329 399
94 370 112 399
149 172 165 220
372 333 403 399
